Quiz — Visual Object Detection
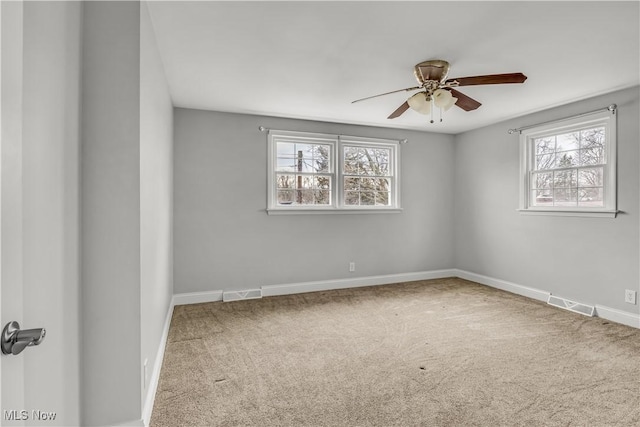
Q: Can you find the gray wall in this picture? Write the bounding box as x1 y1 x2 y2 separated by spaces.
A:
454 86 639 314
78 2 175 425
81 2 142 425
174 109 456 293
140 0 174 413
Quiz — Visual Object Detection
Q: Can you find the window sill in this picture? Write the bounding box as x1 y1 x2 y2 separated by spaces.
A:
267 207 403 215
517 208 619 218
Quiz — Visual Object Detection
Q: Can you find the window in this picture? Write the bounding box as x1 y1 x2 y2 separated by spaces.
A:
519 109 617 217
267 131 400 213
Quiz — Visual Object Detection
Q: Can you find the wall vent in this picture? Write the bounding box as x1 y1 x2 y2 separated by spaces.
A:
547 295 595 317
222 289 262 302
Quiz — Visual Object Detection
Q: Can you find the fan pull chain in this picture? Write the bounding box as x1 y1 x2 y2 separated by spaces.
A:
430 100 434 124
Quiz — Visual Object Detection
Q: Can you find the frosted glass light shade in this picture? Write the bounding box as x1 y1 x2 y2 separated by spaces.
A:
407 92 431 115
433 89 457 111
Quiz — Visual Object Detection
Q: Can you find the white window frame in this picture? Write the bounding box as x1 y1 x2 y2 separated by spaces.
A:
267 130 402 214
518 109 617 218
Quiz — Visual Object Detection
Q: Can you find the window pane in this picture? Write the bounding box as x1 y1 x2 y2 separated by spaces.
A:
358 177 374 189
314 190 331 205
276 158 298 172
315 176 331 189
344 177 359 190
579 144 605 166
374 178 390 191
556 132 580 151
360 191 375 205
300 176 315 189
553 169 576 188
367 148 390 163
553 188 578 206
532 190 553 207
359 162 389 176
343 147 361 172
580 148 605 166
343 146 391 177
277 190 295 205
277 174 332 191
312 145 331 173
284 144 329 173
343 146 360 159
555 151 579 167
375 192 390 206
276 142 296 158
298 189 314 204
578 188 604 207
344 191 359 205
580 127 605 147
343 160 358 174
279 188 332 205
535 153 555 171
532 172 552 189
578 167 603 187
276 174 296 188
534 137 555 155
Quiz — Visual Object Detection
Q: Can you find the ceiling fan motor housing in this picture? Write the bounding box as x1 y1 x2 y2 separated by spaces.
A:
414 59 451 85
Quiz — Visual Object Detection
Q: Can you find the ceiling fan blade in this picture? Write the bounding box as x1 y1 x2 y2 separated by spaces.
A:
449 88 482 111
446 73 527 87
387 101 410 119
352 86 421 104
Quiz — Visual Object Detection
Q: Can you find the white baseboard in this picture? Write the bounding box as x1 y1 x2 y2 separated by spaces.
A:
454 269 550 302
171 270 457 305
141 301 175 427
455 269 640 329
172 289 223 306
261 269 458 297
111 419 144 427
170 269 639 347
595 304 640 328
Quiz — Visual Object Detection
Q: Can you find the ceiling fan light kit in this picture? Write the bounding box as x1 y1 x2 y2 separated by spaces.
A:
407 92 431 115
352 59 527 125
433 89 457 111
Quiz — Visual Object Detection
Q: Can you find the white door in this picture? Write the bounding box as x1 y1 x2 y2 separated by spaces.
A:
1 1 27 424
1 1 81 426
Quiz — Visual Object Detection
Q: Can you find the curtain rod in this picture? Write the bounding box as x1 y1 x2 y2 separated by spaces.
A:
507 104 617 135
258 126 409 144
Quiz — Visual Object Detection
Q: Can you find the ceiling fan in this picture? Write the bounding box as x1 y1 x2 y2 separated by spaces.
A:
352 59 527 122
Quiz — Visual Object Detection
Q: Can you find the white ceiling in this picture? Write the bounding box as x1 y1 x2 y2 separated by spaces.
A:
147 1 639 134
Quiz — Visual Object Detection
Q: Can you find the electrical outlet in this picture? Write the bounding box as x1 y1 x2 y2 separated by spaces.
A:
624 289 637 304
349 262 355 272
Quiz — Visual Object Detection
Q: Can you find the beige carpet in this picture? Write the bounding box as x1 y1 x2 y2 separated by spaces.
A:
150 278 640 426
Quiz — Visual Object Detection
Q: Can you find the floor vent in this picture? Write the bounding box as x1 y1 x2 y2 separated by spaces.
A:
222 289 262 302
547 295 595 317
